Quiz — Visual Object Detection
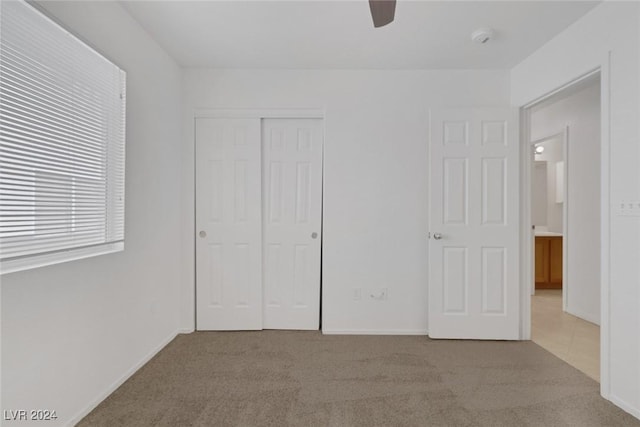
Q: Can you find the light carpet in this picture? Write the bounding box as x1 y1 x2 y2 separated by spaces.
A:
78 331 640 426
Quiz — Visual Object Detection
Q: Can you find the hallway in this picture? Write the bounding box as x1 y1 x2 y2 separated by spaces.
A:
532 290 600 381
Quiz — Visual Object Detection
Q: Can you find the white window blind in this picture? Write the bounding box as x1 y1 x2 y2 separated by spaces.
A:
0 0 126 274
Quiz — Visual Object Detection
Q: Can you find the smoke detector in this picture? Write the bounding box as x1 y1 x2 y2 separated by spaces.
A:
471 28 494 44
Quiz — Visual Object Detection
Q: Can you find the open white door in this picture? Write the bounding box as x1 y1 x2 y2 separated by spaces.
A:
429 108 520 339
262 119 323 330
196 118 263 330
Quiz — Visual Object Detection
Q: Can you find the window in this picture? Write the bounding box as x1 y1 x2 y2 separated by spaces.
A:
0 0 126 274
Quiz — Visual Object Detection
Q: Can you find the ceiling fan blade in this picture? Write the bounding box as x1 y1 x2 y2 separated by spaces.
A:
369 0 396 28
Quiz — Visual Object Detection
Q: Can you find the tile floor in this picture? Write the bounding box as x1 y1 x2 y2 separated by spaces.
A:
531 289 600 381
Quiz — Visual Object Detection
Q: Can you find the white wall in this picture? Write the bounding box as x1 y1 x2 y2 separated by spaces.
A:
532 161 548 227
512 1 640 418
1 2 183 426
180 69 510 334
530 82 601 324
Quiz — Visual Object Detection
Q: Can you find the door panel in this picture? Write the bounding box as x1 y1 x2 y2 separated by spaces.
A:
429 108 519 340
482 247 506 314
443 247 468 314
443 158 468 225
196 118 262 330
481 158 507 225
262 119 323 330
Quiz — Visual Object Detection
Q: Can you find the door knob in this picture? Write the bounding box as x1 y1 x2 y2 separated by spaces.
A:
433 233 443 240
199 230 207 238
311 232 318 239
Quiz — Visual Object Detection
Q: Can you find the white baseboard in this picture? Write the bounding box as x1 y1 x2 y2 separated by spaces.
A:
609 395 640 421
178 328 195 334
322 329 429 336
66 329 179 427
566 306 600 325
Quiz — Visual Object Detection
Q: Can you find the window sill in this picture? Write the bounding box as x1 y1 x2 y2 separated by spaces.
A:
0 242 124 275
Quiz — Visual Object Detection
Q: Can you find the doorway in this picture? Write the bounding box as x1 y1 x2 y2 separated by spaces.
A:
194 116 324 331
531 132 565 292
523 73 601 381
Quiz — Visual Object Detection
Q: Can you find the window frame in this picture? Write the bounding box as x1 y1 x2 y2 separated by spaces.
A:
0 0 127 275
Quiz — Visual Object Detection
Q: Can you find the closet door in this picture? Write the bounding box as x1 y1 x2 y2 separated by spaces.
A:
195 118 262 330
262 119 323 330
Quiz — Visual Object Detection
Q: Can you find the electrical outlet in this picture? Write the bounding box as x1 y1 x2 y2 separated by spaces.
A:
369 288 388 300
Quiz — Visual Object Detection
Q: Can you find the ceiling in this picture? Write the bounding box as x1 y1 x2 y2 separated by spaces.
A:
121 1 600 69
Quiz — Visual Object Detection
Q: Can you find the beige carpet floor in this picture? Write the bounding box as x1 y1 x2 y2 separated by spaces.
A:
78 331 640 427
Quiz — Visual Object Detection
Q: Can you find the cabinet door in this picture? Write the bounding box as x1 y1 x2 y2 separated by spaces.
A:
535 237 549 285
549 237 563 286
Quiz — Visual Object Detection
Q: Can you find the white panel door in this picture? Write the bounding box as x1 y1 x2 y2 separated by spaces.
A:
196 118 262 330
429 108 519 339
262 119 323 330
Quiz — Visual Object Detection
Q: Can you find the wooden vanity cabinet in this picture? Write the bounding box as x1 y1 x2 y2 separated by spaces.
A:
535 236 563 289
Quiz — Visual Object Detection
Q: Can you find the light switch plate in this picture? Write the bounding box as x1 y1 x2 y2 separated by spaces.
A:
615 200 640 217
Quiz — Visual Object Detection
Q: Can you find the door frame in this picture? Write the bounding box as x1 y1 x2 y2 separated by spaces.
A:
192 108 326 331
518 64 610 398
